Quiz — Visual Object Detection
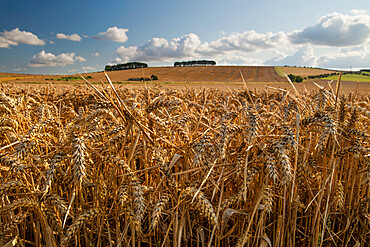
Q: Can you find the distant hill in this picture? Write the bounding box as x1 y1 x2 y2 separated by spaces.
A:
0 66 347 84
277 67 338 77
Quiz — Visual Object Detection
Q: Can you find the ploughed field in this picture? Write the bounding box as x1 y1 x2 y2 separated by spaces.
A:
0 80 369 246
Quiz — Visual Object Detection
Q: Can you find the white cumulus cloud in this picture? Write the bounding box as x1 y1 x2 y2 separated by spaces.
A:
0 36 17 48
95 27 128 42
75 56 86 62
217 54 263 66
12 68 27 72
111 10 370 65
82 66 97 72
265 46 317 67
28 50 86 67
114 32 288 63
317 46 370 69
289 10 370 46
207 31 289 53
265 45 370 70
56 33 82 42
0 28 45 48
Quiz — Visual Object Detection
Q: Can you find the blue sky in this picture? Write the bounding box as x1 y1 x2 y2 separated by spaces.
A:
1 0 369 74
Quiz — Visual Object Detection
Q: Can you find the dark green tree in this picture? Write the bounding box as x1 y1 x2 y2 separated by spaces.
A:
288 74 296 82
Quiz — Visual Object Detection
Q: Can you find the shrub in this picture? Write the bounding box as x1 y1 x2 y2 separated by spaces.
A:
295 76 303 83
288 74 303 83
288 74 296 82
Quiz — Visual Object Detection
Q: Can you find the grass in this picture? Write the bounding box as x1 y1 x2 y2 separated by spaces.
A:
51 76 92 81
274 66 286 77
319 72 370 82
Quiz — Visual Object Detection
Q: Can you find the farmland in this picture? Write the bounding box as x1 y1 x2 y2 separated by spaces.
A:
278 66 337 77
0 73 38 82
2 66 298 84
0 73 369 246
2 65 370 93
320 72 370 83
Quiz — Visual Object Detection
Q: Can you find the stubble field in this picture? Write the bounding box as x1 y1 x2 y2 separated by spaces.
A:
0 66 299 84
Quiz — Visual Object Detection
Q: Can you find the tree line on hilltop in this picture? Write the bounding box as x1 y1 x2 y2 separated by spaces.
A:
105 62 148 71
104 60 217 72
174 60 216 67
307 71 370 80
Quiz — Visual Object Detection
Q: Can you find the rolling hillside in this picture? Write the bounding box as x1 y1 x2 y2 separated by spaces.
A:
277 66 337 77
2 66 286 83
0 66 345 84
1 66 369 92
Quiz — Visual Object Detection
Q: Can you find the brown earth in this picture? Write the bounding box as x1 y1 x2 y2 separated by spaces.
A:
280 67 338 77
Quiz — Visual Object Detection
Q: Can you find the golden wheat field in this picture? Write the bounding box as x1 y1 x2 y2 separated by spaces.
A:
0 75 369 247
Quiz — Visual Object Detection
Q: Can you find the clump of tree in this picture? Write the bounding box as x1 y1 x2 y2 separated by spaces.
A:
307 73 340 79
105 62 148 71
46 76 92 81
174 60 216 67
128 77 151 81
306 71 370 80
287 74 304 83
128 75 159 82
62 76 92 81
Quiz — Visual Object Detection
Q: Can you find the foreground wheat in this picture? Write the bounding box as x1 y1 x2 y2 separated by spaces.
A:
0 79 369 246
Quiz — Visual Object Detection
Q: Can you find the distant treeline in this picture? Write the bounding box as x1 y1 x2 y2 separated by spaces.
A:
105 62 148 71
128 77 151 81
308 71 370 79
174 60 216 67
45 76 92 81
128 75 159 81
307 72 341 79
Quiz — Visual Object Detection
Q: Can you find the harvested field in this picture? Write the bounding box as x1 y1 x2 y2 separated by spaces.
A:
82 66 285 83
0 73 39 82
0 72 32 78
0 76 369 246
278 66 337 77
1 66 286 84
